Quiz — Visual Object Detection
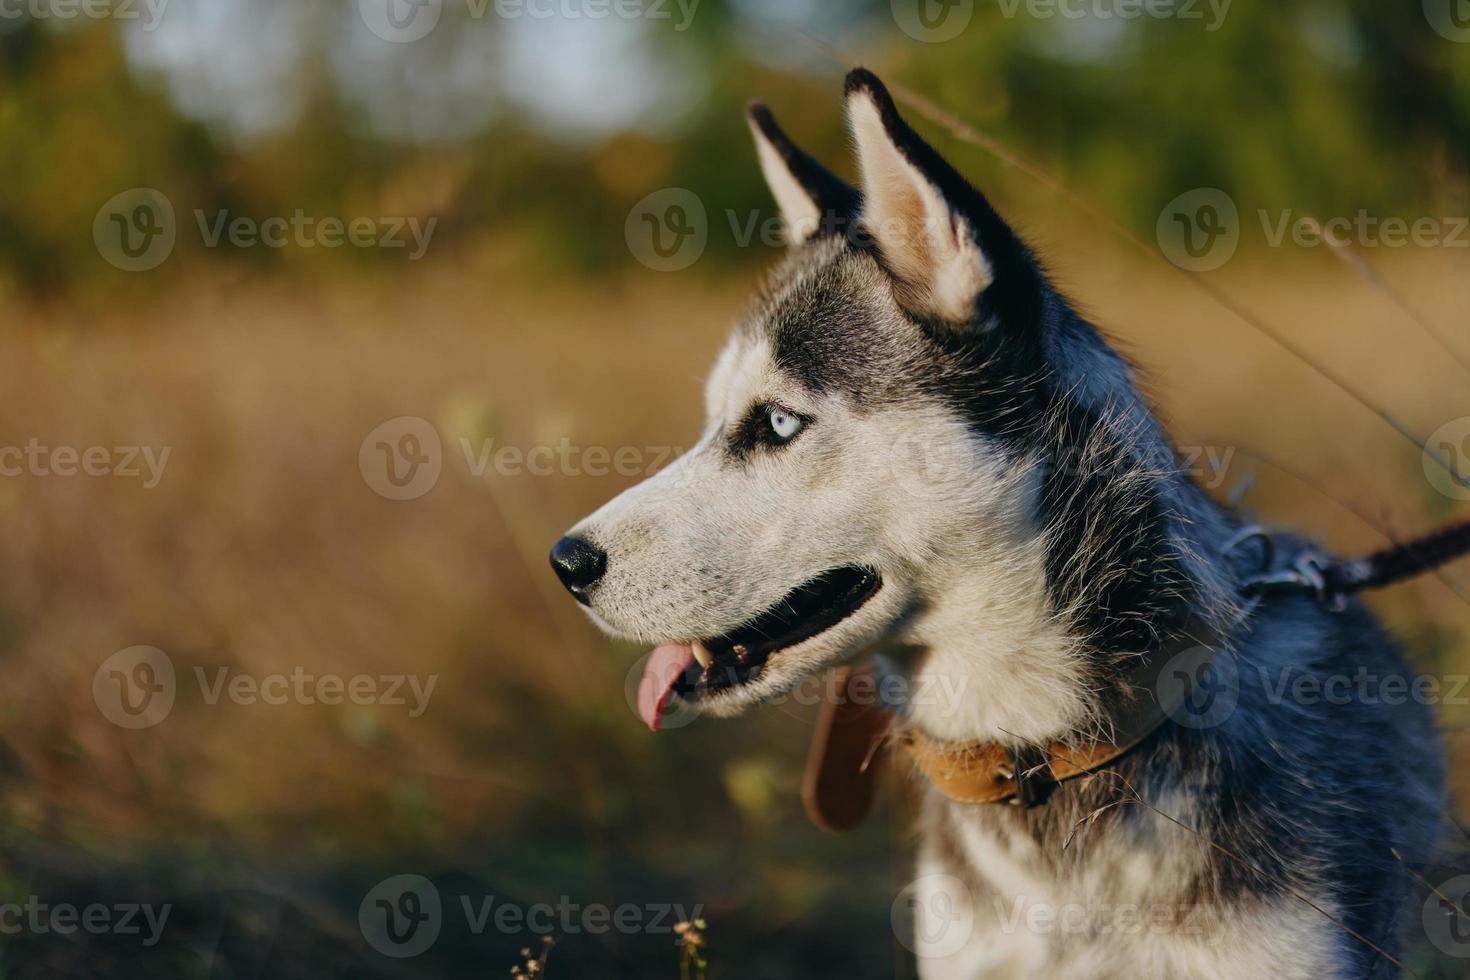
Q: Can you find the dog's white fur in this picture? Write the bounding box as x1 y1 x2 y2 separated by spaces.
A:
559 75 1438 978
913 822 1340 979
570 249 1340 977
572 252 1091 741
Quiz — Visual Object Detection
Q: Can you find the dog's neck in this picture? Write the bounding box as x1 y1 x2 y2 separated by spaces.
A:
881 538 1097 745
884 409 1241 747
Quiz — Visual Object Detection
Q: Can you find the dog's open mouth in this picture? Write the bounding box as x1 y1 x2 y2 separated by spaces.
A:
638 566 881 730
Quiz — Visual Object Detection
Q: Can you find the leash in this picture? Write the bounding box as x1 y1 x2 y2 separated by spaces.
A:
1233 519 1470 611
803 517 1470 830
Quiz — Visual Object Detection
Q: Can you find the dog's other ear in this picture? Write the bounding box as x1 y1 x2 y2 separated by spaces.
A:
746 101 859 247
844 69 1038 328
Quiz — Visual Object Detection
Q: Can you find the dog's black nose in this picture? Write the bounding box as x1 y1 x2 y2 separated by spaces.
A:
550 536 607 601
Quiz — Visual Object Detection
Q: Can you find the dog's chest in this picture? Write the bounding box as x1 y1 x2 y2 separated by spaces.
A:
908 792 1341 980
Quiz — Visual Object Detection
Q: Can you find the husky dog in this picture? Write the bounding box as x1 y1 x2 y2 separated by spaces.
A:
549 70 1445 978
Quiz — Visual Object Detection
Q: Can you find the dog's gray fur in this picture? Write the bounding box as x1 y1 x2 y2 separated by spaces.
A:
557 71 1446 978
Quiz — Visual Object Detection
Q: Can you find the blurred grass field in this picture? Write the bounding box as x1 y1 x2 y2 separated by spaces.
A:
2 2 1469 972
0 212 1466 973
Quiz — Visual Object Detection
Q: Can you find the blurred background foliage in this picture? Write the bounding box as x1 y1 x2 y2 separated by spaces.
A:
0 0 1468 298
0 1 1467 977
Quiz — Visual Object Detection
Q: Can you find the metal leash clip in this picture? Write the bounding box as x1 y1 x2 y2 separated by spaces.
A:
1225 525 1347 612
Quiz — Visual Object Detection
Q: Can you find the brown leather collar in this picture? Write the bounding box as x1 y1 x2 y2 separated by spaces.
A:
899 726 1151 808
802 618 1224 830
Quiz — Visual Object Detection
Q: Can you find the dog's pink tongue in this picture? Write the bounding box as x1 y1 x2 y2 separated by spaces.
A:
640 643 695 732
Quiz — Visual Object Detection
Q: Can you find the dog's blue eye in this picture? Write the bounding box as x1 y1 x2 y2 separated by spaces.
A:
730 403 809 457
768 407 802 442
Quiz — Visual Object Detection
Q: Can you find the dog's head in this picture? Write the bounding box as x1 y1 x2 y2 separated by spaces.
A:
552 71 1199 737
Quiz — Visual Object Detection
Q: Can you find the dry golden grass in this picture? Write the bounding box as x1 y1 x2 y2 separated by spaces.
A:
0 224 1464 861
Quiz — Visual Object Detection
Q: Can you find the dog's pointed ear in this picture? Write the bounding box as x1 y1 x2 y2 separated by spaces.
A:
844 69 1036 327
746 101 859 247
